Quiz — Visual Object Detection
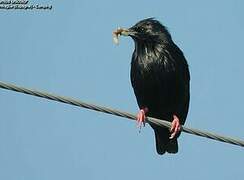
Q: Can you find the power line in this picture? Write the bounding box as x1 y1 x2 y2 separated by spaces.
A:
0 80 244 148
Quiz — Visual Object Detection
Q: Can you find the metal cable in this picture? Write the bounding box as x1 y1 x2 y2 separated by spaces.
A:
0 81 244 148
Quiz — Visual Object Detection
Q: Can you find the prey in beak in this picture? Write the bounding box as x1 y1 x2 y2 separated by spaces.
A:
112 27 135 45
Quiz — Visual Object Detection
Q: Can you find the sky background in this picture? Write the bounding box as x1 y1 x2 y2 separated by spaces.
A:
0 0 244 179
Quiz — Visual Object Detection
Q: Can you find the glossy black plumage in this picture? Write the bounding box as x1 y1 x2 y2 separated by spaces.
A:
129 18 190 154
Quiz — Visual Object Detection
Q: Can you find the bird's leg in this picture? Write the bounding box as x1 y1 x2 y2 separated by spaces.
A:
136 107 149 132
170 115 181 139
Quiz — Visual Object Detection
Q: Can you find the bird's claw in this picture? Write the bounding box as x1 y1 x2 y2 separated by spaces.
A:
136 108 148 132
170 115 181 139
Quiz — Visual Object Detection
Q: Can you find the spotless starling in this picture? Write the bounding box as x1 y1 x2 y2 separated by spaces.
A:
113 18 190 154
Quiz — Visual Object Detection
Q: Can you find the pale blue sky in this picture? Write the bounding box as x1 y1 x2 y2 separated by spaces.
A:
0 0 244 179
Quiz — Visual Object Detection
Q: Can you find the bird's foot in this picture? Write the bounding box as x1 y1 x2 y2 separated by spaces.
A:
136 107 148 132
170 115 181 139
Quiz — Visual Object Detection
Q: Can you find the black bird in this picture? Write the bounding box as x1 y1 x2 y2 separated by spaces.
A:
114 18 190 155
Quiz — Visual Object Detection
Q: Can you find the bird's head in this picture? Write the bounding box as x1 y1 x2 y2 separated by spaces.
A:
113 18 172 44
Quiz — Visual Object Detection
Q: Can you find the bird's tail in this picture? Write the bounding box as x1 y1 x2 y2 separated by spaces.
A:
154 129 178 155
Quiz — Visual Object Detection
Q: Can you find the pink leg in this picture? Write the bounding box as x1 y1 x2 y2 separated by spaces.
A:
170 115 181 139
136 107 148 132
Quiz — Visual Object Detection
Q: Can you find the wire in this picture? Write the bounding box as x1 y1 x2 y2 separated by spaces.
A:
0 80 244 148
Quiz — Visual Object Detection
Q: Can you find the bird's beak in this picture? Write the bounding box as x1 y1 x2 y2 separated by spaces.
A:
113 27 136 37
113 27 136 44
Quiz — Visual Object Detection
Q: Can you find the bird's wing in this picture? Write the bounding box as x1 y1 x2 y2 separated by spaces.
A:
162 43 190 125
147 43 189 124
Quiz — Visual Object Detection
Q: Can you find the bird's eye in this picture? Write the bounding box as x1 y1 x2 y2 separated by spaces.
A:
137 27 146 33
140 27 146 32
133 26 146 33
